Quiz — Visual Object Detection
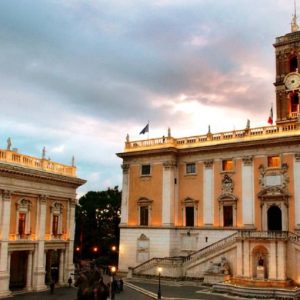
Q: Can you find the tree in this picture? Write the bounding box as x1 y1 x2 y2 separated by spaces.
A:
74 186 121 264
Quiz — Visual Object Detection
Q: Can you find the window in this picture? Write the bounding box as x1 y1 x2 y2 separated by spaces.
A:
137 197 152 226
268 155 280 168
51 202 63 238
223 206 233 227
186 163 196 174
185 207 194 226
291 92 299 112
222 159 233 171
16 199 31 238
18 213 26 236
52 215 59 236
290 55 298 72
182 197 198 227
141 164 151 176
140 206 149 226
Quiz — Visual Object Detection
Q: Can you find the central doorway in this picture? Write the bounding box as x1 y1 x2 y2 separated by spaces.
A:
9 251 28 290
267 205 282 231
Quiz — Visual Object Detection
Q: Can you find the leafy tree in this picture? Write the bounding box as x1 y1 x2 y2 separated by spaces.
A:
74 186 121 264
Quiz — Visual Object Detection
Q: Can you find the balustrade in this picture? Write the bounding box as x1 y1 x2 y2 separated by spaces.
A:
0 149 76 177
125 123 300 152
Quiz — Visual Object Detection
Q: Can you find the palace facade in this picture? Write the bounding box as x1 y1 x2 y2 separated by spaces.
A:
117 14 300 293
0 146 85 297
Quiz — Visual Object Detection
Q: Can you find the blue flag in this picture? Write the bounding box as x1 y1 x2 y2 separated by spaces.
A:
139 123 149 134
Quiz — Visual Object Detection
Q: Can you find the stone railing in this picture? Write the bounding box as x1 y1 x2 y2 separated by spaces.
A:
237 231 289 240
124 123 300 152
9 233 36 241
132 257 185 275
0 149 76 177
183 232 238 266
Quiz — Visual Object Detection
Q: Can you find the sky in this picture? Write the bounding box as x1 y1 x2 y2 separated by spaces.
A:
0 0 295 196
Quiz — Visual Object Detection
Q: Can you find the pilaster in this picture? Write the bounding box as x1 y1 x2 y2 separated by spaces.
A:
162 161 176 225
203 160 214 225
120 163 130 224
0 190 12 297
294 153 300 229
26 251 33 291
32 195 47 291
269 242 277 280
241 156 255 227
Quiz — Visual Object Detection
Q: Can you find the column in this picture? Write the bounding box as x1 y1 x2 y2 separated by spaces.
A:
243 240 250 277
269 242 277 280
236 240 243 276
162 161 176 225
277 241 287 280
65 199 76 280
32 195 47 291
120 164 130 224
26 251 33 290
242 156 255 227
58 250 65 285
294 154 300 229
0 190 12 297
203 160 214 225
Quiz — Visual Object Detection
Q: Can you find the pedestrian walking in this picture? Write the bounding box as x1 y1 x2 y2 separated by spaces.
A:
49 280 55 294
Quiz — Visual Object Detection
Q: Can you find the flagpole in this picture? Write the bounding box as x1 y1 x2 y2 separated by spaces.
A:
147 121 150 140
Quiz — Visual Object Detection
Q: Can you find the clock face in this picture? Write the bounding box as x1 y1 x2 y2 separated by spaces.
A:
284 72 300 90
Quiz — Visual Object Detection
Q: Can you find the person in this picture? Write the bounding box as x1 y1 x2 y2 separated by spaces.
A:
49 280 55 294
68 276 73 287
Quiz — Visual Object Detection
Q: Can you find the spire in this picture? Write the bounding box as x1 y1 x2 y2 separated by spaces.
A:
291 0 300 32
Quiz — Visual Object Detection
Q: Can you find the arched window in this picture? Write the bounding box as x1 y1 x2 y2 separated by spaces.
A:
50 202 63 238
16 199 32 238
290 55 298 72
267 205 282 231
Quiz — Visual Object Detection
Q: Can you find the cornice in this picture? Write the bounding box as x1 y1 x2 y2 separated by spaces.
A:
0 162 86 188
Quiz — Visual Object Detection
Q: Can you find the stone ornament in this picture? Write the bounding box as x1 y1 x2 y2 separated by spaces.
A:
121 163 130 173
204 160 213 168
242 156 253 166
163 161 176 169
221 174 234 194
205 257 230 275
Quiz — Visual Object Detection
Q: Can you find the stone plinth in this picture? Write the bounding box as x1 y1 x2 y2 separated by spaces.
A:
204 274 231 284
256 266 265 279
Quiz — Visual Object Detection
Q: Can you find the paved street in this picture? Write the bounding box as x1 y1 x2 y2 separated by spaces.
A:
2 286 152 300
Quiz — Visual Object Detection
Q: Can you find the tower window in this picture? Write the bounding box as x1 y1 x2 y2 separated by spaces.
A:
186 163 196 174
185 207 194 227
141 164 151 176
290 56 298 72
18 213 26 236
140 206 149 226
267 155 280 168
223 206 233 227
222 159 233 171
291 92 299 112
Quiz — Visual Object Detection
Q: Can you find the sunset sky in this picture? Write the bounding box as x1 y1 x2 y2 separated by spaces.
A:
0 0 295 196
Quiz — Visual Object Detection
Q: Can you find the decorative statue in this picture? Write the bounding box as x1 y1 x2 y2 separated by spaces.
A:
205 257 230 275
246 119 250 129
126 134 130 143
7 137 12 150
72 156 75 167
168 127 171 138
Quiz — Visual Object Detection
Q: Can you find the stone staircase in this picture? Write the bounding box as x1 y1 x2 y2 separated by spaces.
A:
130 231 300 279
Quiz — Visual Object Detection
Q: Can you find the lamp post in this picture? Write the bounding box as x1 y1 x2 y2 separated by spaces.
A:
110 266 116 300
157 267 162 299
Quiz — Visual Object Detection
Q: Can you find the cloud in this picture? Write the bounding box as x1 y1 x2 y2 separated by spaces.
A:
0 0 293 195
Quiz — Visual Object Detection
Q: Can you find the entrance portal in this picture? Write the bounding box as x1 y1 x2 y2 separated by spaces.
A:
267 205 282 231
9 251 28 290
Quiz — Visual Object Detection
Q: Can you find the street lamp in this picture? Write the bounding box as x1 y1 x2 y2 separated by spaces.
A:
157 267 162 299
110 266 117 300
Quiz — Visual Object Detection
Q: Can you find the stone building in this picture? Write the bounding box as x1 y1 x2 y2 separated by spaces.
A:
0 146 85 297
117 12 300 295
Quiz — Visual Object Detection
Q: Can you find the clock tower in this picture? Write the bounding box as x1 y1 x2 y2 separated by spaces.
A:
274 7 300 124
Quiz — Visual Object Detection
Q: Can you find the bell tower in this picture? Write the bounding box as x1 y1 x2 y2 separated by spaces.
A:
274 1 300 124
